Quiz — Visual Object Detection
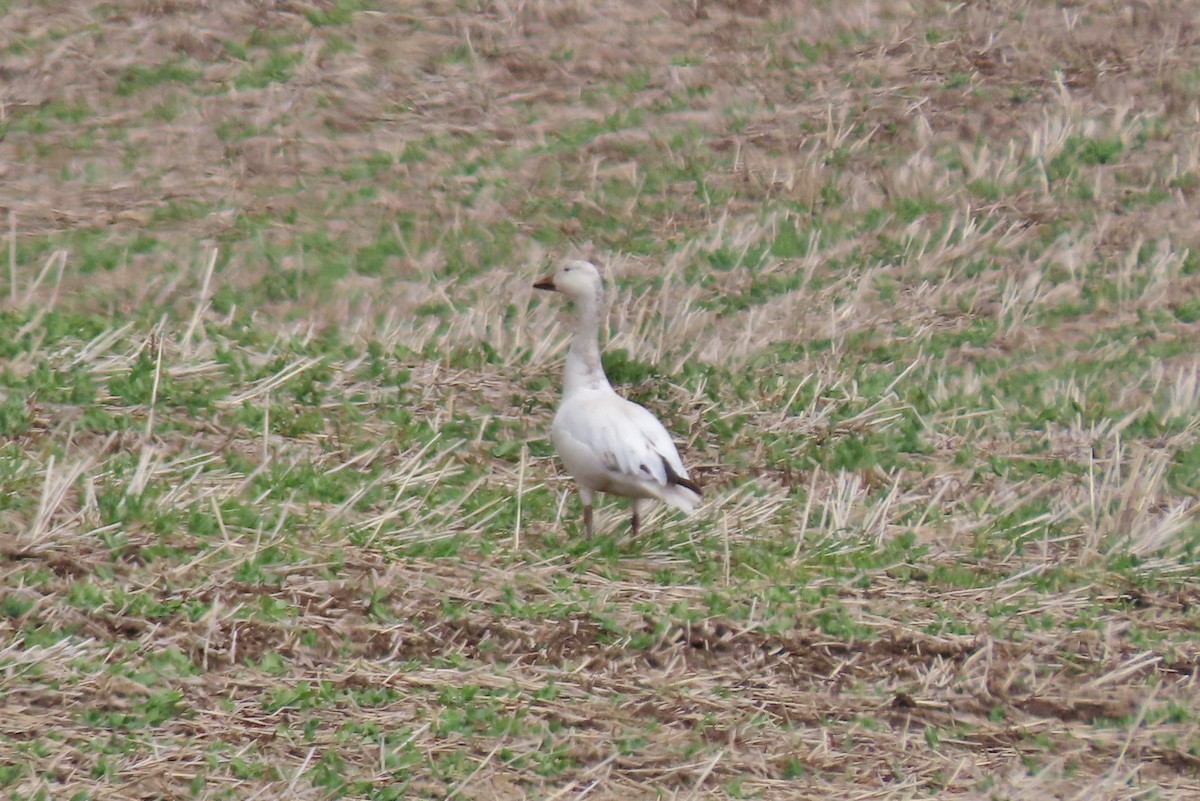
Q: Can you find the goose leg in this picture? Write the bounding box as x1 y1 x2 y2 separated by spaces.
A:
580 488 594 537
630 499 641 536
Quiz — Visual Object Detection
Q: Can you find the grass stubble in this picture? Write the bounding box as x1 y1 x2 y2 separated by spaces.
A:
1 1 1199 799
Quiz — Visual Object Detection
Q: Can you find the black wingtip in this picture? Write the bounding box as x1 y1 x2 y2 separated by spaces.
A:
662 457 702 496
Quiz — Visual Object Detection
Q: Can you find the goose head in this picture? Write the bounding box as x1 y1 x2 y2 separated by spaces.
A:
533 260 603 301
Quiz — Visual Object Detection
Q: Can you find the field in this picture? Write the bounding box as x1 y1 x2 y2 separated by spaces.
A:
2 0 1200 798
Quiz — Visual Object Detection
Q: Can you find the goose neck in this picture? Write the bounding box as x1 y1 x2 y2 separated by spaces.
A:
563 295 611 396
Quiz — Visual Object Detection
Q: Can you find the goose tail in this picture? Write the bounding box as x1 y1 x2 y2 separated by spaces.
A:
662 483 702 514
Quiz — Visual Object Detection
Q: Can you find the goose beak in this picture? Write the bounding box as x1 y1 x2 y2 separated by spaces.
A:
533 275 556 291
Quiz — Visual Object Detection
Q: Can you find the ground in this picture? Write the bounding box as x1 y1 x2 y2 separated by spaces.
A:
1 0 1199 799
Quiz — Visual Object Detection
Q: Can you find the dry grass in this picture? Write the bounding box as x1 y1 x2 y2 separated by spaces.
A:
2 0 1200 799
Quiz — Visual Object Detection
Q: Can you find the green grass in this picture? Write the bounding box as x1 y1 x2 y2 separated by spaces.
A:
1 1 1198 800
115 61 203 96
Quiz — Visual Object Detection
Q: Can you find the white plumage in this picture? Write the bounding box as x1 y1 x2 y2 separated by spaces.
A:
534 260 701 536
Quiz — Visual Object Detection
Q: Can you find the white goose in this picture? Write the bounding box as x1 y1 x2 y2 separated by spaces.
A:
533 260 701 536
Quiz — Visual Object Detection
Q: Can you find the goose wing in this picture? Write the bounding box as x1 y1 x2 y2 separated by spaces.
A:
556 392 697 492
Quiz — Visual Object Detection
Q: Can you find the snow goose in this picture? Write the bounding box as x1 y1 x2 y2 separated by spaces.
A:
533 260 701 536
